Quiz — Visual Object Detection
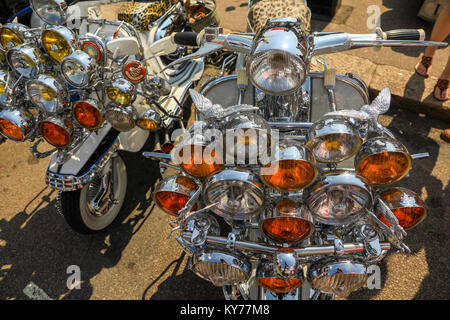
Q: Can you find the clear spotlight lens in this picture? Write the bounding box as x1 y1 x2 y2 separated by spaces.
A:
6 45 43 78
31 0 68 25
204 169 265 220
307 171 372 225
104 104 137 132
192 251 250 286
249 50 305 95
61 51 95 87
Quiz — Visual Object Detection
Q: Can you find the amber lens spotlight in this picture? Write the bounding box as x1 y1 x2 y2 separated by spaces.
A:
256 253 304 293
377 187 426 230
106 78 135 107
355 136 411 186
0 108 34 141
41 26 76 63
307 117 362 163
261 143 317 191
261 200 313 243
154 175 198 216
27 74 66 114
0 24 27 50
38 117 73 148
73 100 103 130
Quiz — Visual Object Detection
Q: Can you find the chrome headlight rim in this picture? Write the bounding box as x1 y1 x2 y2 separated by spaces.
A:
355 136 412 186
6 44 43 79
203 168 265 220
31 0 68 26
60 50 97 88
106 77 136 107
0 108 35 141
26 74 67 114
104 103 138 132
0 23 28 50
41 25 78 63
248 49 307 96
38 116 74 148
256 255 304 293
259 200 315 244
260 142 318 192
307 257 368 297
377 187 427 230
306 117 363 163
307 171 373 225
192 250 251 286
72 99 104 130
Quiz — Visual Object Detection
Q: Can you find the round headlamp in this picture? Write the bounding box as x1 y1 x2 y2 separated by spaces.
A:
137 109 161 131
224 112 271 165
6 44 44 78
306 117 363 163
38 117 73 148
27 74 67 114
355 136 412 186
247 19 310 95
104 103 137 132
203 169 265 220
72 99 103 130
192 251 251 286
42 26 77 63
0 23 27 50
106 78 136 107
0 108 34 141
308 257 368 297
260 199 314 244
261 142 317 192
307 171 372 225
154 174 198 216
31 0 68 25
174 126 224 178
256 254 304 293
61 50 96 88
377 187 427 230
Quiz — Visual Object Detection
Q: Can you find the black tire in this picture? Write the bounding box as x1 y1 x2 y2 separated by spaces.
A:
59 155 128 234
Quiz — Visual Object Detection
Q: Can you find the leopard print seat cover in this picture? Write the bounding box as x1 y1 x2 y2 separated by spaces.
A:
248 0 311 34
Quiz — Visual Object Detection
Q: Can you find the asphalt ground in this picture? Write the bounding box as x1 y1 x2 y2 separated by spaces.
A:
0 0 449 301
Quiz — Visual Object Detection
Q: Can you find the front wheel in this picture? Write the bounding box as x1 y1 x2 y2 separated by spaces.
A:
58 154 127 234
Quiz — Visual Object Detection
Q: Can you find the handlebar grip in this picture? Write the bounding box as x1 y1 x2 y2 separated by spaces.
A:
172 32 200 46
385 29 425 41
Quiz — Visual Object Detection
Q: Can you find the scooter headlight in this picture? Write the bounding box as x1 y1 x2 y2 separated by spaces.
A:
72 100 103 130
104 103 137 132
308 257 368 297
377 187 427 230
42 26 77 63
247 19 310 95
38 117 73 148
204 169 265 220
61 50 96 87
0 24 27 50
137 109 161 131
307 171 372 225
154 175 198 216
261 143 317 192
31 0 68 25
306 117 363 163
27 75 67 114
0 108 34 141
355 137 412 186
106 78 136 107
6 44 44 78
192 251 251 286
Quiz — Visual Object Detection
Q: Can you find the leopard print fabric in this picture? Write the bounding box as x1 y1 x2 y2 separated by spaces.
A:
118 0 177 32
248 0 311 34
